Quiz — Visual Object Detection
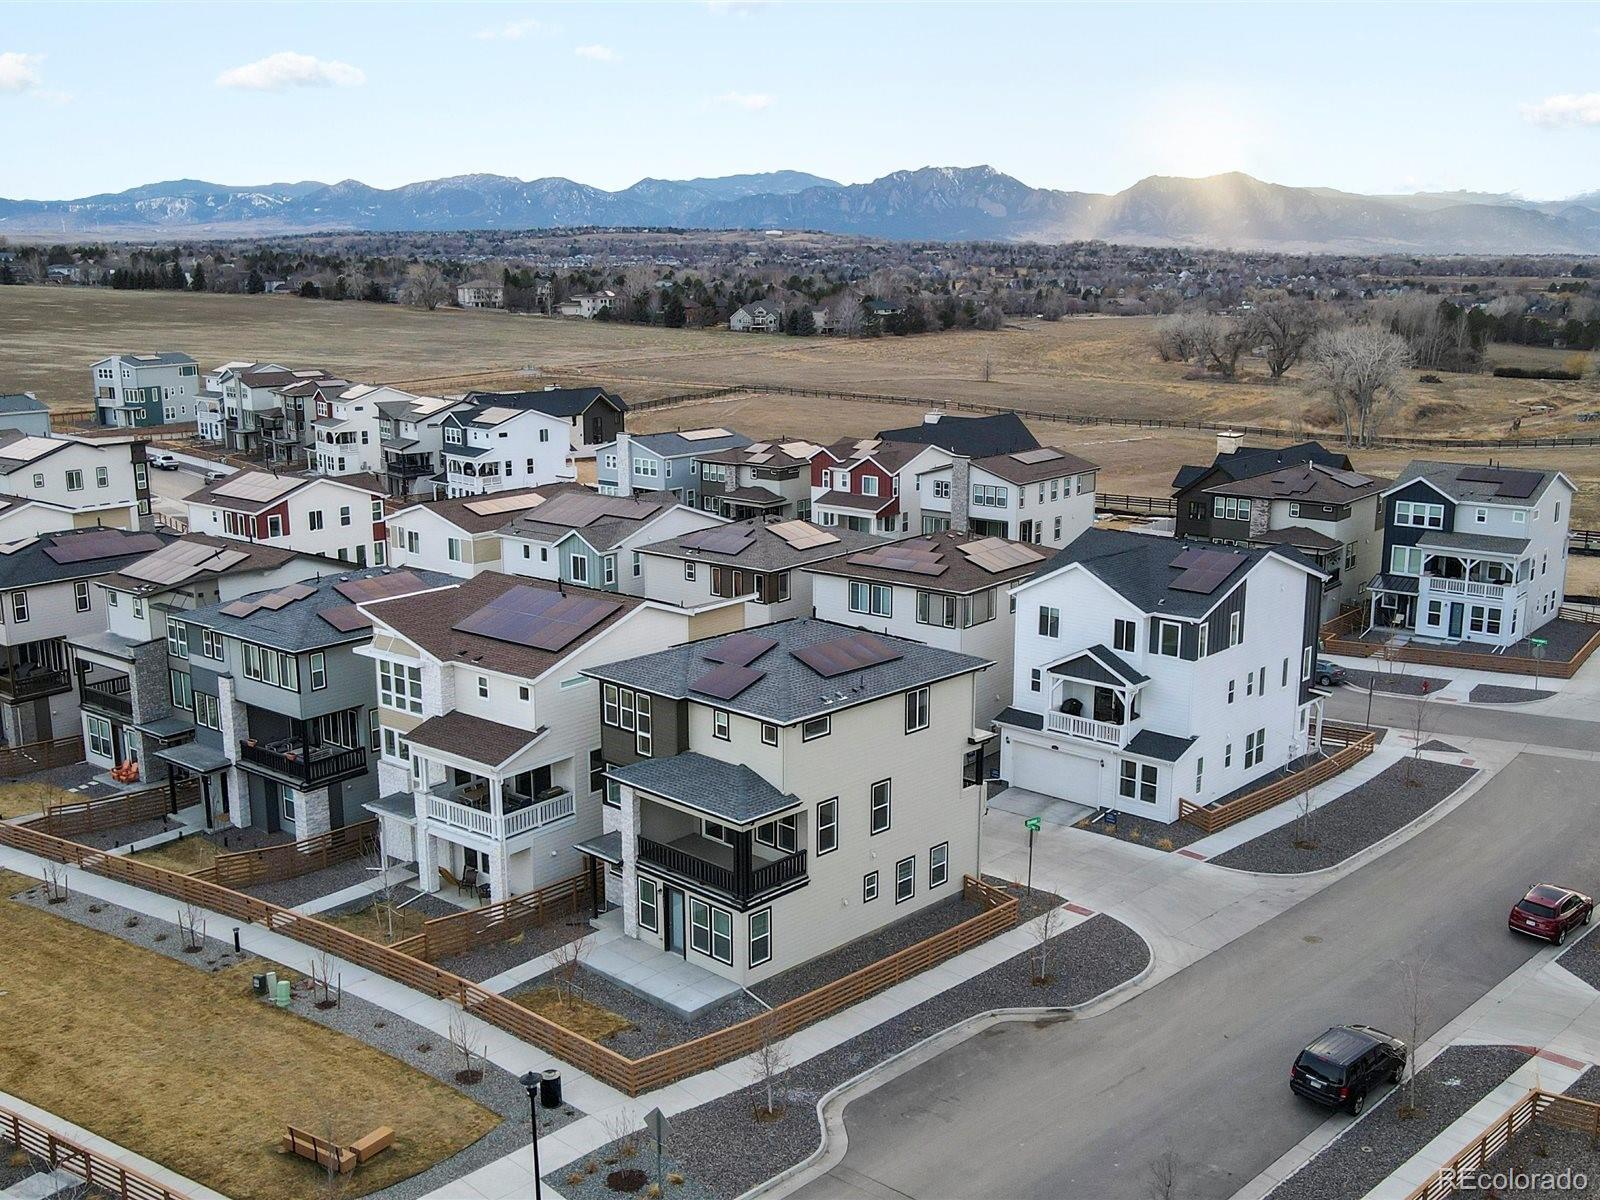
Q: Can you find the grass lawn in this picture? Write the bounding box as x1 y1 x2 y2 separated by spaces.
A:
512 986 633 1041
0 781 78 821
319 900 430 946
126 835 219 875
0 871 498 1200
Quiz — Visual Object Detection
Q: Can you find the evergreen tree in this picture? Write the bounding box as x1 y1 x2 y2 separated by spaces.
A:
246 269 265 295
796 307 816 336
189 261 207 292
299 280 320 298
662 295 686 328
362 279 386 303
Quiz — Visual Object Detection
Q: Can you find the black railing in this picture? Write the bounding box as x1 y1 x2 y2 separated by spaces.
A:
750 850 807 895
239 740 367 788
636 835 806 907
0 668 71 702
80 676 134 719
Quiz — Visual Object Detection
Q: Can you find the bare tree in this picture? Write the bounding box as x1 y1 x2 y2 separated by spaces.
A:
748 1011 792 1120
830 296 863 338
1395 955 1432 1116
1153 311 1207 362
1191 313 1251 378
177 902 206 953
1031 903 1064 986
1248 297 1324 380
42 863 69 904
1405 681 1432 784
549 932 592 1004
1302 325 1412 447
448 1012 485 1084
1295 775 1318 851
1147 1146 1182 1200
402 264 449 311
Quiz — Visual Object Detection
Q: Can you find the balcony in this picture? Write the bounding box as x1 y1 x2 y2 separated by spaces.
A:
80 674 134 720
385 457 436 478
1424 576 1511 601
1045 710 1128 746
637 833 808 908
424 784 575 840
239 738 367 789
0 664 71 704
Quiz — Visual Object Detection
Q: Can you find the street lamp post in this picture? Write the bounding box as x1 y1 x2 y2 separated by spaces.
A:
518 1071 543 1200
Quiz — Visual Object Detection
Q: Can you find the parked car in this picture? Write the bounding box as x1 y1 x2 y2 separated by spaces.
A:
1290 1025 1407 1114
1509 884 1593 945
1315 660 1347 687
148 452 179 471
200 467 230 483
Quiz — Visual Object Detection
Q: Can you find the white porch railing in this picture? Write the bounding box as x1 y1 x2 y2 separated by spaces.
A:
505 790 576 837
1426 577 1510 600
1045 711 1127 745
426 787 575 840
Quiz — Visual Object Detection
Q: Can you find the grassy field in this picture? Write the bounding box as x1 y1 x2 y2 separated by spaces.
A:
126 834 219 875
320 899 431 946
0 870 497 1200
0 780 77 820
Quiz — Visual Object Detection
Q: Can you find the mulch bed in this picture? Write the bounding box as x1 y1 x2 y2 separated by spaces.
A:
1208 759 1478 873
1476 1066 1600 1197
1345 668 1450 696
1469 684 1554 704
1267 1045 1534 1200
545 914 1149 1200
1554 926 1600 989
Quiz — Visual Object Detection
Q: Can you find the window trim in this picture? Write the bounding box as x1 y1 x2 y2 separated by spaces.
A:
637 877 659 933
816 798 838 855
929 842 949 889
863 871 879 903
869 778 891 835
894 855 915 903
904 686 930 734
748 908 771 967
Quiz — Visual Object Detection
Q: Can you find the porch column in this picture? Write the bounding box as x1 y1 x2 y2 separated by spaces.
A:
165 763 177 816
487 841 510 904
732 829 754 905
488 775 504 820
619 787 641 939
415 829 439 893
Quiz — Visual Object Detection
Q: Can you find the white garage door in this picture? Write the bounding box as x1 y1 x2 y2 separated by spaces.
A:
1009 743 1099 805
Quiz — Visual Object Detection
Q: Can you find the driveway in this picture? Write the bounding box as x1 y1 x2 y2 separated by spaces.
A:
788 752 1600 1200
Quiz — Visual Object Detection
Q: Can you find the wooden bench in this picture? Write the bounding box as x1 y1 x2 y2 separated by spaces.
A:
279 1126 355 1175
348 1125 394 1165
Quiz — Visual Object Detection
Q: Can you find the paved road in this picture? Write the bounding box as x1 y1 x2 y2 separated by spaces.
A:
792 752 1600 1200
1325 687 1600 751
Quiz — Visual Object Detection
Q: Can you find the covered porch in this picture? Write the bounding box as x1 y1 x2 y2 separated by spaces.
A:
1042 645 1149 748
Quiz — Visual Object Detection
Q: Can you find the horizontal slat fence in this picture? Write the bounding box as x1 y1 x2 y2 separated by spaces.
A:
0 734 85 778
1096 493 1178 517
34 780 198 837
194 819 377 888
0 1101 187 1200
1321 605 1600 679
1179 722 1377 833
1404 1089 1600 1200
0 812 1018 1095
391 872 588 961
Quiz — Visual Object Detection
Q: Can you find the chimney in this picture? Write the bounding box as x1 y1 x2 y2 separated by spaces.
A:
1216 430 1244 457
923 412 943 426
616 431 633 495
950 455 971 535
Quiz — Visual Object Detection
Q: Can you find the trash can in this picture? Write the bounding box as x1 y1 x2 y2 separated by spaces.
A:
539 1068 562 1109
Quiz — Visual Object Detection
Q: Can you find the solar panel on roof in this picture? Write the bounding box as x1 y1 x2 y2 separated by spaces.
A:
453 585 622 651
332 571 426 603
255 582 317 611
463 492 548 516
846 543 948 576
42 530 163 565
792 632 904 678
680 526 757 556
473 406 520 425
704 632 779 668
769 521 839 551
220 599 259 618
1168 547 1211 570
747 453 773 464
1009 447 1065 464
677 427 732 441
212 473 300 502
691 663 766 700
319 605 373 633
1171 554 1242 594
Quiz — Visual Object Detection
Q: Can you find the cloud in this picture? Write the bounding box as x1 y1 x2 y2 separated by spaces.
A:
475 18 543 41
1522 92 1600 127
714 91 774 111
215 51 366 92
0 51 44 94
574 44 618 62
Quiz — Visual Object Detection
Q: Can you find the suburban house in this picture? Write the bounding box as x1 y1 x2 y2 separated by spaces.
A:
1 527 172 747
0 394 50 437
260 377 348 469
157 567 453 839
558 291 617 319
211 363 337 455
357 572 743 904
637 517 878 623
376 393 467 499
186 472 388 567
596 429 754 504
808 438 935 535
996 528 1326 824
1178 461 1390 620
385 488 559 579
581 618 991 987
806 530 1048 724
458 387 627 458
876 411 1041 459
455 280 506 309
911 446 1099 547
499 487 725 595
729 302 783 333
0 431 150 526
90 352 200 428
73 535 336 786
437 394 590 499
692 438 822 520
310 383 402 478
1366 461 1575 646
1172 437 1354 529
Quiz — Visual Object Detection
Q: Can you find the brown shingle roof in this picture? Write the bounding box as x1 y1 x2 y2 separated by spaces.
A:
393 484 585 535
406 710 544 768
804 530 1047 593
974 447 1100 485
1204 463 1388 504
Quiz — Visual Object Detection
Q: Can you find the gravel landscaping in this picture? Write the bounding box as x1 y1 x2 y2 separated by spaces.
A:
1345 617 1596 664
1478 1066 1600 1196
68 814 183 850
1420 739 1463 753
1267 1045 1534 1200
1209 759 1478 874
1345 668 1450 696
545 913 1149 1200
1469 684 1554 704
436 907 605 984
244 855 383 907
1554 926 1600 990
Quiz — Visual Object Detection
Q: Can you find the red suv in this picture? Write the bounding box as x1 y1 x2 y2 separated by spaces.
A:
1509 884 1593 945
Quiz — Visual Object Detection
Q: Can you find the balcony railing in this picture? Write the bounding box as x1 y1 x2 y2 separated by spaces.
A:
1045 710 1128 746
636 835 807 907
385 459 436 477
0 667 72 703
239 739 367 788
1425 576 1511 600
424 787 575 840
80 676 134 720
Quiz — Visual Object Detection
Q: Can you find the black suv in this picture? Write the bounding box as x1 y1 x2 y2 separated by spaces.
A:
1290 1025 1407 1114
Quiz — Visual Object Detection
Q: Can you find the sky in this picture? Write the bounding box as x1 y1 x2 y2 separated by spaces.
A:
2 1 1598 201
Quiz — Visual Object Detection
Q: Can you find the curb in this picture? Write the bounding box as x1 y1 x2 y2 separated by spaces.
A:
739 928 1158 1200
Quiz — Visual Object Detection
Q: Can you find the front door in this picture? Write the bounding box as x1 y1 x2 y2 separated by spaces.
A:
1448 602 1464 639
664 886 686 956
1019 519 1035 543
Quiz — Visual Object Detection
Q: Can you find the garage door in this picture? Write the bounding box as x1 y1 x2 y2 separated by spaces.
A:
1009 743 1099 804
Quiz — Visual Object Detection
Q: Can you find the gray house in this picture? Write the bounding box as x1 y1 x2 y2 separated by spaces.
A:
596 429 752 505
0 394 51 437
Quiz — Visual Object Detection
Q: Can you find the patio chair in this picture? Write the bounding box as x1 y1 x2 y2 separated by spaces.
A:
439 865 470 896
459 865 480 896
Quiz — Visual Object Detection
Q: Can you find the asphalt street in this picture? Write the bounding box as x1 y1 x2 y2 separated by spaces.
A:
1325 686 1600 751
791 751 1600 1200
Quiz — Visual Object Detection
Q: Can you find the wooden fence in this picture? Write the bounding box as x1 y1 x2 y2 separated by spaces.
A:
1404 1088 1600 1200
1322 605 1600 679
34 780 198 837
194 819 378 888
0 813 1020 1096
391 871 589 961
0 1101 188 1200
0 734 85 778
1096 493 1178 518
1178 722 1377 833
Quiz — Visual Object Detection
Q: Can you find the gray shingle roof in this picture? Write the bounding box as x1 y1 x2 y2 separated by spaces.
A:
461 387 626 418
876 412 1040 458
101 351 196 367
620 430 753 459
0 393 46 414
184 566 455 652
1172 441 1352 491
0 528 174 590
1047 644 1149 687
608 752 801 824
993 706 1043 731
583 617 989 725
642 519 878 572
1418 531 1530 556
804 529 1046 593
574 829 623 864
1124 730 1198 762
1390 460 1566 507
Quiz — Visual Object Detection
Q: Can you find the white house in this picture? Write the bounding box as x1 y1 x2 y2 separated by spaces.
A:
386 487 557 579
997 529 1326 825
211 363 336 455
455 280 506 309
457 388 627 458
0 431 149 526
808 439 936 536
558 291 617 319
186 472 388 568
375 393 468 499
911 446 1099 548
90 352 200 428
0 394 51 438
437 396 586 499
729 302 783 333
311 384 401 478
596 429 753 504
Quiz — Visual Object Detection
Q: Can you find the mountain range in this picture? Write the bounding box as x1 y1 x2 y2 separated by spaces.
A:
4 166 1599 255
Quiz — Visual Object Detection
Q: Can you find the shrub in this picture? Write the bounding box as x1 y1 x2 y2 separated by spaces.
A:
1492 366 1582 381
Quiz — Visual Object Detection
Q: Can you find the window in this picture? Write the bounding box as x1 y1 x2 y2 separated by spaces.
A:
1224 742 1233 768
381 727 411 764
1113 619 1136 653
447 537 463 563
635 693 654 756
1029 668 1041 692
1227 679 1235 704
761 722 778 747
1119 760 1158 804
1303 645 1313 680
749 910 771 967
870 779 891 834
1475 507 1487 524
477 675 489 699
863 871 879 903
916 590 958 628
169 670 193 712
132 598 144 619
339 506 352 527
265 515 283 539
603 683 619 726
195 692 221 731
860 474 879 497
1245 728 1266 769
95 466 108 488
167 620 188 659
603 556 616 586
1281 657 1289 688
1246 673 1254 697
9 592 26 623
929 842 949 889
848 581 891 616
713 709 730 740
619 688 636 731
816 798 838 854
1288 502 1300 518
1393 500 1444 529
74 581 91 613
108 590 118 607
65 469 83 492
684 561 697 582
31 473 42 490
905 686 930 733
570 555 588 585
309 651 327 690
689 900 732 964
895 856 915 903
378 659 423 713
1512 509 1527 525
756 814 797 853
1038 606 1060 638
1390 546 1424 576
1229 611 1241 646
632 552 642 578
309 510 324 532
201 628 223 661
519 684 531 702
87 714 113 759
689 899 711 955
1197 623 1209 658
637 878 658 933
802 715 831 741
1195 757 1204 792
1155 620 1181 657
